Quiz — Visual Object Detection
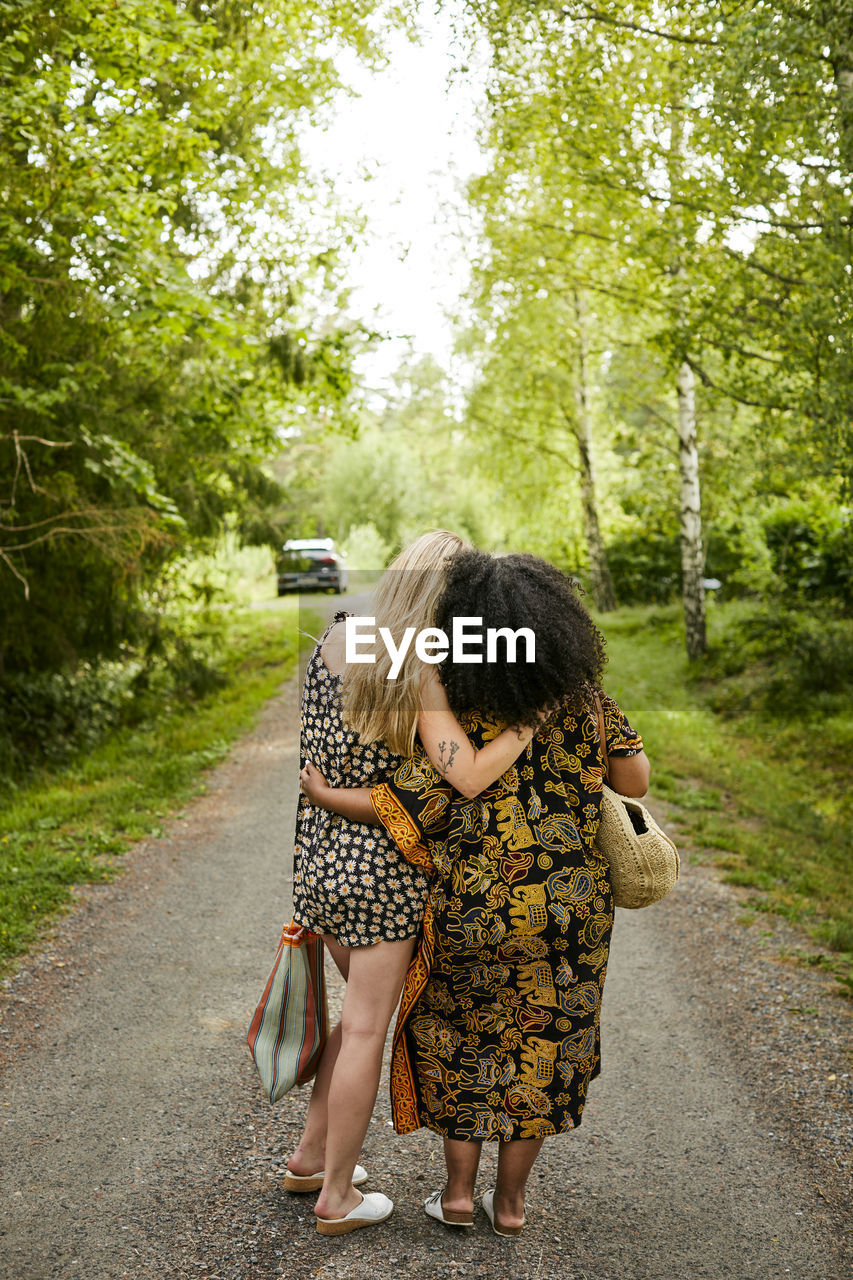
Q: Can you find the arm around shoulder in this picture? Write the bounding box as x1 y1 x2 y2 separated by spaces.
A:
417 666 535 799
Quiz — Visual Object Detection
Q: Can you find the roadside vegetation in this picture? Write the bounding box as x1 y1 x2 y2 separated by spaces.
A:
604 601 853 997
0 603 306 977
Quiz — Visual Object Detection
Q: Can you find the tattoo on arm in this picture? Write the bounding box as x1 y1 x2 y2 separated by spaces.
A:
437 738 460 775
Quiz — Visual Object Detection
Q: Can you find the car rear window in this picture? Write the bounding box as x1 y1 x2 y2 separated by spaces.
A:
278 548 336 571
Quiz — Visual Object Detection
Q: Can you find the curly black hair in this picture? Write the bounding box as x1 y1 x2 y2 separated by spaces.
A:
435 548 606 727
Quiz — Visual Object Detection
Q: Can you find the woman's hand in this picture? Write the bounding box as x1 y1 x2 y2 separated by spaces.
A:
300 760 380 823
300 760 333 809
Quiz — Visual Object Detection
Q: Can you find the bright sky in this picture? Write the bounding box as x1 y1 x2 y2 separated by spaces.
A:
305 3 486 395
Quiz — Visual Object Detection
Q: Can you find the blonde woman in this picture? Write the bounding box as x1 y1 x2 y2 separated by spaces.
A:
285 531 538 1235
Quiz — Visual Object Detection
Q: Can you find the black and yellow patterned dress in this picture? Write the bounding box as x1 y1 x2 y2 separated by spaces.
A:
371 691 642 1142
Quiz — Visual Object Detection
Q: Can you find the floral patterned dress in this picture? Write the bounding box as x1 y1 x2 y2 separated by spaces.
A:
371 690 643 1141
292 613 431 947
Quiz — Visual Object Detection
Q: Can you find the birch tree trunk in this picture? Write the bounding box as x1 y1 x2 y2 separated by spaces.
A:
571 289 618 612
669 89 707 659
676 359 706 659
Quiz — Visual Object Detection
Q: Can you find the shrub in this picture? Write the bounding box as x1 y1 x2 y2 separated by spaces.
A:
704 604 853 712
762 502 853 606
0 659 140 777
604 502 852 610
604 531 681 604
604 524 754 605
0 620 227 785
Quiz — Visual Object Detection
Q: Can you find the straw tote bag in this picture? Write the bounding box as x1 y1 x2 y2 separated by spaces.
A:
247 921 329 1103
593 698 679 909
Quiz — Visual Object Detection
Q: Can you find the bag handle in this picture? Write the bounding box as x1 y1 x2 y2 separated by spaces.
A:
594 694 609 783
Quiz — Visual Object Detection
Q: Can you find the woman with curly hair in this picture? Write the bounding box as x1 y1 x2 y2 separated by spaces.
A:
301 548 649 1236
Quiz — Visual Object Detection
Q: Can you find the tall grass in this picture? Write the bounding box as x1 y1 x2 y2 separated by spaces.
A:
602 601 853 994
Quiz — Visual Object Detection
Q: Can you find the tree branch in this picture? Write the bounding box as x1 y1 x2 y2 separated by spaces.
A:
538 142 835 232
0 549 31 599
0 523 142 553
0 507 134 534
0 434 74 447
723 247 812 288
2 431 75 507
467 409 579 471
685 355 791 412
524 218 623 247
559 3 717 46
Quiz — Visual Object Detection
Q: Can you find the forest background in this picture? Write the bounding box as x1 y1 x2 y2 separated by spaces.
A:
1 2 851 989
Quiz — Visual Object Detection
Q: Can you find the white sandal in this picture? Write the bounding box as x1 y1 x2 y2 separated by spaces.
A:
315 1191 393 1235
482 1188 525 1238
424 1189 474 1227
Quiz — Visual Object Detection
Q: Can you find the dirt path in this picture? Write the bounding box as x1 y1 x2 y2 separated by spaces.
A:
1 668 850 1280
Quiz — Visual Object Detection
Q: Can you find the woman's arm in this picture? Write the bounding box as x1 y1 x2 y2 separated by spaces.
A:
595 690 650 798
606 751 651 798
417 665 536 800
300 761 379 823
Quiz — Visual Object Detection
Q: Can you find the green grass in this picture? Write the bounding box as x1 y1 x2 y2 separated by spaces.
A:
0 604 310 976
601 601 853 995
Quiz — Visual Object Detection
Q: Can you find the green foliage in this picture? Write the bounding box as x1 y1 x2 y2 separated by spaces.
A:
342 522 393 571
445 0 853 648
270 356 502 558
704 604 853 714
761 502 853 605
0 661 143 777
0 589 231 781
603 515 795 606
0 0 393 676
604 601 853 993
179 533 277 605
0 604 304 972
604 531 682 605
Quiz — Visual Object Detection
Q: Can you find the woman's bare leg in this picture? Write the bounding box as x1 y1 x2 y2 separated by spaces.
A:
441 1137 482 1216
313 936 415 1221
287 939 351 1176
286 1021 342 1174
493 1137 545 1228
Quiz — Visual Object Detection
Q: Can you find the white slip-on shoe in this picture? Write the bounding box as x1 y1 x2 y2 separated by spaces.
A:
315 1191 393 1236
424 1190 474 1227
284 1163 368 1193
482 1189 525 1238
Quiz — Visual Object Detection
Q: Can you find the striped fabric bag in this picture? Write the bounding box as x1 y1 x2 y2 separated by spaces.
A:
247 921 329 1103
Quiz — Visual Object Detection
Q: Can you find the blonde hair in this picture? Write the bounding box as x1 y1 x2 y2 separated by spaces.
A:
340 530 465 755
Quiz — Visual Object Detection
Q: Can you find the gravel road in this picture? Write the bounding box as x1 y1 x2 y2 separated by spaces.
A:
1 652 851 1280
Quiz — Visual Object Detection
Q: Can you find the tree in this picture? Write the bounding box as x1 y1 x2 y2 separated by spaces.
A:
272 355 499 561
458 264 620 605
0 0 393 673
456 0 853 653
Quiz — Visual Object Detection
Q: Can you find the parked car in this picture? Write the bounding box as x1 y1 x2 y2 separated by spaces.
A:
276 539 348 595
